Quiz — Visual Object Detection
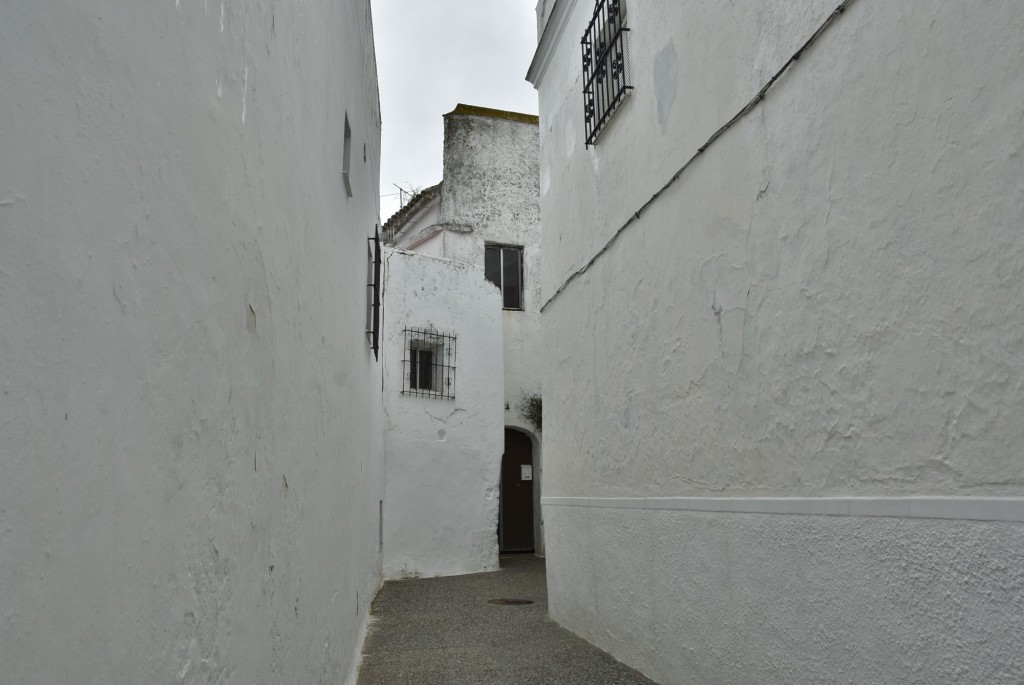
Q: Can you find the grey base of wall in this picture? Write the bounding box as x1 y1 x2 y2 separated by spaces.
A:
544 501 1024 685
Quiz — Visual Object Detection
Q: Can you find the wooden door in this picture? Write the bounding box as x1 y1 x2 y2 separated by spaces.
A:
499 428 534 552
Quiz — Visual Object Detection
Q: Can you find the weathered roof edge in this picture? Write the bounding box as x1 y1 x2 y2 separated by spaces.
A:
382 182 442 243
445 103 539 125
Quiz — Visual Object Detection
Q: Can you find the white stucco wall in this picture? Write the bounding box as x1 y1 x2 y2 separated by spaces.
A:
439 109 546 554
546 503 1024 685
412 229 444 258
381 248 504 579
440 110 544 440
383 109 546 555
0 2 384 683
532 0 1024 681
536 0 555 36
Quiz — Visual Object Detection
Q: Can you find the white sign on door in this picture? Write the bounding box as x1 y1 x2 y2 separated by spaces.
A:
521 465 533 481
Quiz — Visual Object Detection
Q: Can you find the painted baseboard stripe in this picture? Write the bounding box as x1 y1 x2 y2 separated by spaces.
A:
541 496 1024 523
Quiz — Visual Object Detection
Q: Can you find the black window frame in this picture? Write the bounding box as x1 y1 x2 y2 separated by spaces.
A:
409 346 436 391
484 243 525 311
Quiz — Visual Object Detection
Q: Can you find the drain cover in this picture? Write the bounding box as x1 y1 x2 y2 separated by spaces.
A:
488 598 534 605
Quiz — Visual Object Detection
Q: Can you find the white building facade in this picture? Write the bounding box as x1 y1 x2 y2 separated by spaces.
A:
529 1 1024 683
386 105 546 557
380 249 505 579
1 2 384 683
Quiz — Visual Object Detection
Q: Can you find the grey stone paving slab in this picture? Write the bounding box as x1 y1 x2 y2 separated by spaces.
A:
357 556 659 685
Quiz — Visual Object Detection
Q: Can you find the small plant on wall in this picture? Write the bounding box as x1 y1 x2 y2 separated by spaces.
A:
517 392 542 432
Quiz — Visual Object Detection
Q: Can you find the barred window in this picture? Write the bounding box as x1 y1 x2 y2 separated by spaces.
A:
581 0 632 147
366 226 381 359
403 327 456 399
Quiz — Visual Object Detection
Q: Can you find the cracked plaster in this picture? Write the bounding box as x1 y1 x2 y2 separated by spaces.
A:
381 249 505 579
538 0 1024 500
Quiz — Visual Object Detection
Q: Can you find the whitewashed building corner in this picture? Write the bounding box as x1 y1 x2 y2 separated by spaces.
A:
0 2 385 683
382 105 546 567
380 249 505 579
528 0 1024 683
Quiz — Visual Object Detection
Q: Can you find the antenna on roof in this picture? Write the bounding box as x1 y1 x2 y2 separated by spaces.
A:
394 184 408 209
394 183 424 210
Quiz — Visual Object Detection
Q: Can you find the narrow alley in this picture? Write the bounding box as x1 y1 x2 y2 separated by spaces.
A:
4 1 1022 683
357 557 657 684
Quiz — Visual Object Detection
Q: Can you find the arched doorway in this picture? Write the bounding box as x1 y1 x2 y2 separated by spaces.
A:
499 428 534 553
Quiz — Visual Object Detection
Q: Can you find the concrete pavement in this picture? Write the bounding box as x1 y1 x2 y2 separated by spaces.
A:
356 556 659 684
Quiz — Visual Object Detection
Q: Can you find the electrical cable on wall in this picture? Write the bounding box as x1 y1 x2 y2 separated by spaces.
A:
540 0 857 313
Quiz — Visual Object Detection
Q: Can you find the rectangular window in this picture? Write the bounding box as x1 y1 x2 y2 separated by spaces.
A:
402 327 456 399
484 244 524 310
409 346 435 390
366 226 381 359
581 0 632 147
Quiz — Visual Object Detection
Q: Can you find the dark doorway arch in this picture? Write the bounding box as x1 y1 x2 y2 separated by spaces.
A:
499 428 535 553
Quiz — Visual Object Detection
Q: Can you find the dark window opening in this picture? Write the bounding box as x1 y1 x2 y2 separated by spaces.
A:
582 0 632 147
484 244 524 310
402 327 456 399
410 348 434 390
343 113 353 197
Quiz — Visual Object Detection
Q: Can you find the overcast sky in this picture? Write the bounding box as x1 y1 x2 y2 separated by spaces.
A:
372 0 540 221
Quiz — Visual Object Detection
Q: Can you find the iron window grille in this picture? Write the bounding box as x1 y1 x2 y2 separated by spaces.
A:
366 226 381 359
581 0 632 147
402 327 456 399
484 243 524 310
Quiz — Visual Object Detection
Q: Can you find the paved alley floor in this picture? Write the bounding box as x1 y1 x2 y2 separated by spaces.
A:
357 556 658 685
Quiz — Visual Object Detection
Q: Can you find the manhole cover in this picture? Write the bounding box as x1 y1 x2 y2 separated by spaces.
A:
488 598 534 605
